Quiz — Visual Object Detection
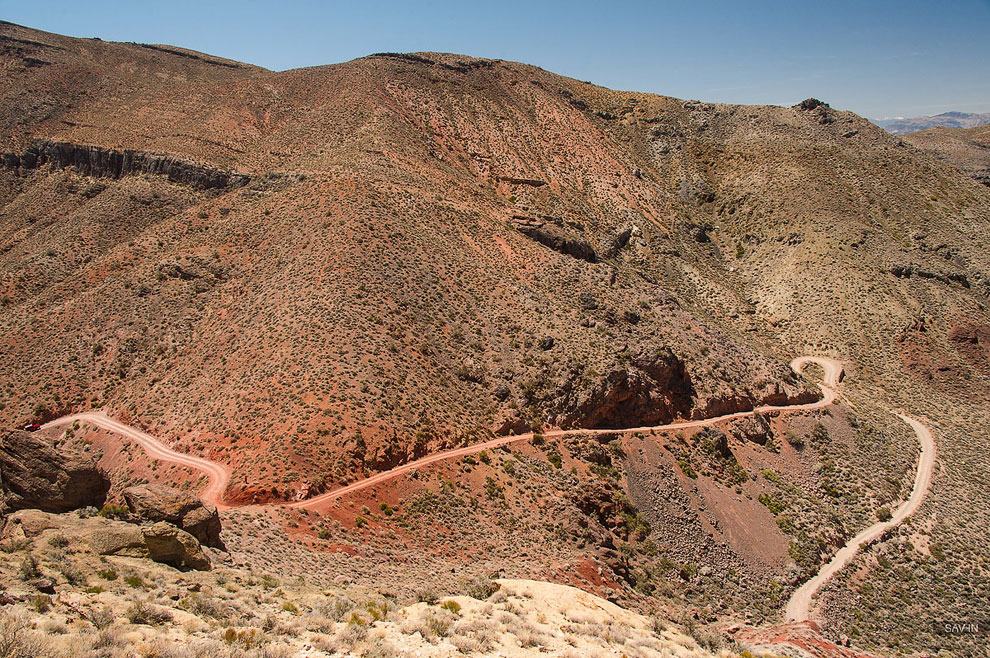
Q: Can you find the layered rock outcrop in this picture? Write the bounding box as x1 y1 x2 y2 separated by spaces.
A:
555 347 693 428
1 140 250 190
3 509 212 571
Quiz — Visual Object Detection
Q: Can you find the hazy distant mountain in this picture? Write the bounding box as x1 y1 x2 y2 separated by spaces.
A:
875 111 990 135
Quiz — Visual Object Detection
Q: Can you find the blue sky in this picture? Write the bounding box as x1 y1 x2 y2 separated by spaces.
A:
2 0 988 119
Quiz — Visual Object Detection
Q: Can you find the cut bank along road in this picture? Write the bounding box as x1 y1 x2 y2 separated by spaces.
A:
291 356 844 512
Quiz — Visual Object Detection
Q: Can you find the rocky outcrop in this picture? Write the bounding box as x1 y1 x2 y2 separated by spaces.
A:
123 483 222 548
726 415 773 446
3 509 211 571
510 216 598 263
497 175 547 187
889 262 970 287
1 140 250 190
555 347 692 428
0 430 110 513
142 521 212 571
948 322 990 373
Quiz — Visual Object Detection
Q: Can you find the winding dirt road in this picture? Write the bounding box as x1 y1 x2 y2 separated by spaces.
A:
784 410 935 622
39 355 934 622
41 412 231 509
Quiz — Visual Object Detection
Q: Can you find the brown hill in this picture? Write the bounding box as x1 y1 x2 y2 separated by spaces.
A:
2 21 990 656
902 124 990 187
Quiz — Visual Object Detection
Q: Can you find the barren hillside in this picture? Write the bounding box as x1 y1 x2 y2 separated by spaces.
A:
2 20 990 656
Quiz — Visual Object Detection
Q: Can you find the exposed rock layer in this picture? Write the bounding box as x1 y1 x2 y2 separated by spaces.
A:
1 140 250 189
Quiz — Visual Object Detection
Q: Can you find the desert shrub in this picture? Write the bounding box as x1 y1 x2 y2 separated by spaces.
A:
337 621 368 651
449 635 480 653
440 600 461 614
46 534 69 549
361 640 398 658
127 601 173 626
877 506 893 521
184 593 232 621
483 477 504 500
18 556 39 581
0 539 31 554
87 606 115 630
758 493 786 515
123 574 145 588
811 422 830 448
425 612 452 639
30 596 50 613
54 557 83 585
97 567 118 581
40 619 65 635
366 601 389 621
460 576 500 601
316 594 354 622
0 614 56 657
98 504 128 520
91 628 125 650
416 588 439 605
677 458 697 479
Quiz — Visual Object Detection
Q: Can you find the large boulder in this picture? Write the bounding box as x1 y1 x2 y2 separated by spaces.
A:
0 430 110 513
122 484 222 547
142 522 211 571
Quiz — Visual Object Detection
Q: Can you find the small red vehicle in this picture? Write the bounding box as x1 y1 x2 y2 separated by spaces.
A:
22 423 41 432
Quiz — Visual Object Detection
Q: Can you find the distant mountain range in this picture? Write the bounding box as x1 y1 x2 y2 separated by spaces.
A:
874 111 990 135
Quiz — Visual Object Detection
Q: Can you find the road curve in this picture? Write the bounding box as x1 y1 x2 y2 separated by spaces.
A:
784 411 935 622
42 412 232 509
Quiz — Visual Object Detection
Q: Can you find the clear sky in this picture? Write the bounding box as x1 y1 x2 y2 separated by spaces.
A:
3 0 988 119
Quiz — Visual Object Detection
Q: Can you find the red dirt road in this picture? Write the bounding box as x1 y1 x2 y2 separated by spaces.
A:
41 412 232 509
291 356 844 512
42 357 844 512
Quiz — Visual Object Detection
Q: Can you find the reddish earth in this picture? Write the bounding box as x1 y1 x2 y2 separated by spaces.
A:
735 621 879 658
4 21 990 657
